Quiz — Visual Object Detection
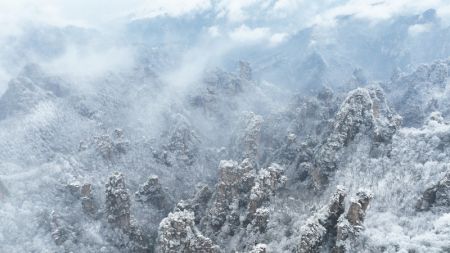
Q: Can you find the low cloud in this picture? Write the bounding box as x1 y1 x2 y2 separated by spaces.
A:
229 25 271 44
229 25 287 46
41 45 135 86
311 0 450 27
408 23 433 36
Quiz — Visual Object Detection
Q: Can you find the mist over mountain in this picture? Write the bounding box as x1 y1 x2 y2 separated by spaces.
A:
1 1 450 252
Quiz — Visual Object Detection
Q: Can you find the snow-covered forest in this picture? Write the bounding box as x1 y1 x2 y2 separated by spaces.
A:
1 1 450 252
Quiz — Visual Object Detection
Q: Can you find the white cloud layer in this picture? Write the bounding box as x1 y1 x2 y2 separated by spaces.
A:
228 25 288 46
408 23 433 37
311 0 450 27
1 0 450 38
0 0 212 33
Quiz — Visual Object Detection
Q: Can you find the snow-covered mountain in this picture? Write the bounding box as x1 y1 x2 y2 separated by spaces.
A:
1 1 450 253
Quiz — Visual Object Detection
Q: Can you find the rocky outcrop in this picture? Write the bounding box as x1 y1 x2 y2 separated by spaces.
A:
105 172 132 230
345 191 372 227
135 175 173 211
296 187 346 253
92 128 129 160
247 164 286 223
105 172 149 252
157 210 221 253
66 181 99 218
416 172 450 211
334 190 373 253
386 60 450 127
175 184 213 224
207 159 256 232
162 114 201 166
205 159 285 234
296 188 373 253
159 158 285 252
312 87 401 189
49 211 77 246
229 112 264 167
80 183 98 218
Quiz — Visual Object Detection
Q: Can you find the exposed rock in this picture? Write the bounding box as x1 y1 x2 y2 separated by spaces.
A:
172 183 214 226
157 210 221 253
386 60 450 127
190 184 213 224
345 191 373 227
163 114 201 166
135 175 173 211
296 188 373 253
334 190 373 253
247 164 286 223
80 183 98 218
193 158 286 251
66 181 82 198
416 172 450 211
105 172 132 230
105 172 150 252
296 187 347 253
207 159 256 231
229 112 264 166
66 181 98 218
94 129 130 160
312 87 401 189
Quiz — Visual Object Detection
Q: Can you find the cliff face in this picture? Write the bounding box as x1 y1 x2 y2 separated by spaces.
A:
312 87 401 189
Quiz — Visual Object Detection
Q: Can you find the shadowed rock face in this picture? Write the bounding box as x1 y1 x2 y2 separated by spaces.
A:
246 163 286 223
206 159 257 232
205 159 286 234
312 87 401 189
386 60 450 127
105 172 132 230
155 157 286 252
334 190 373 253
135 175 173 211
296 188 373 253
104 172 150 253
80 183 98 218
345 191 373 226
416 172 450 211
296 187 347 253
